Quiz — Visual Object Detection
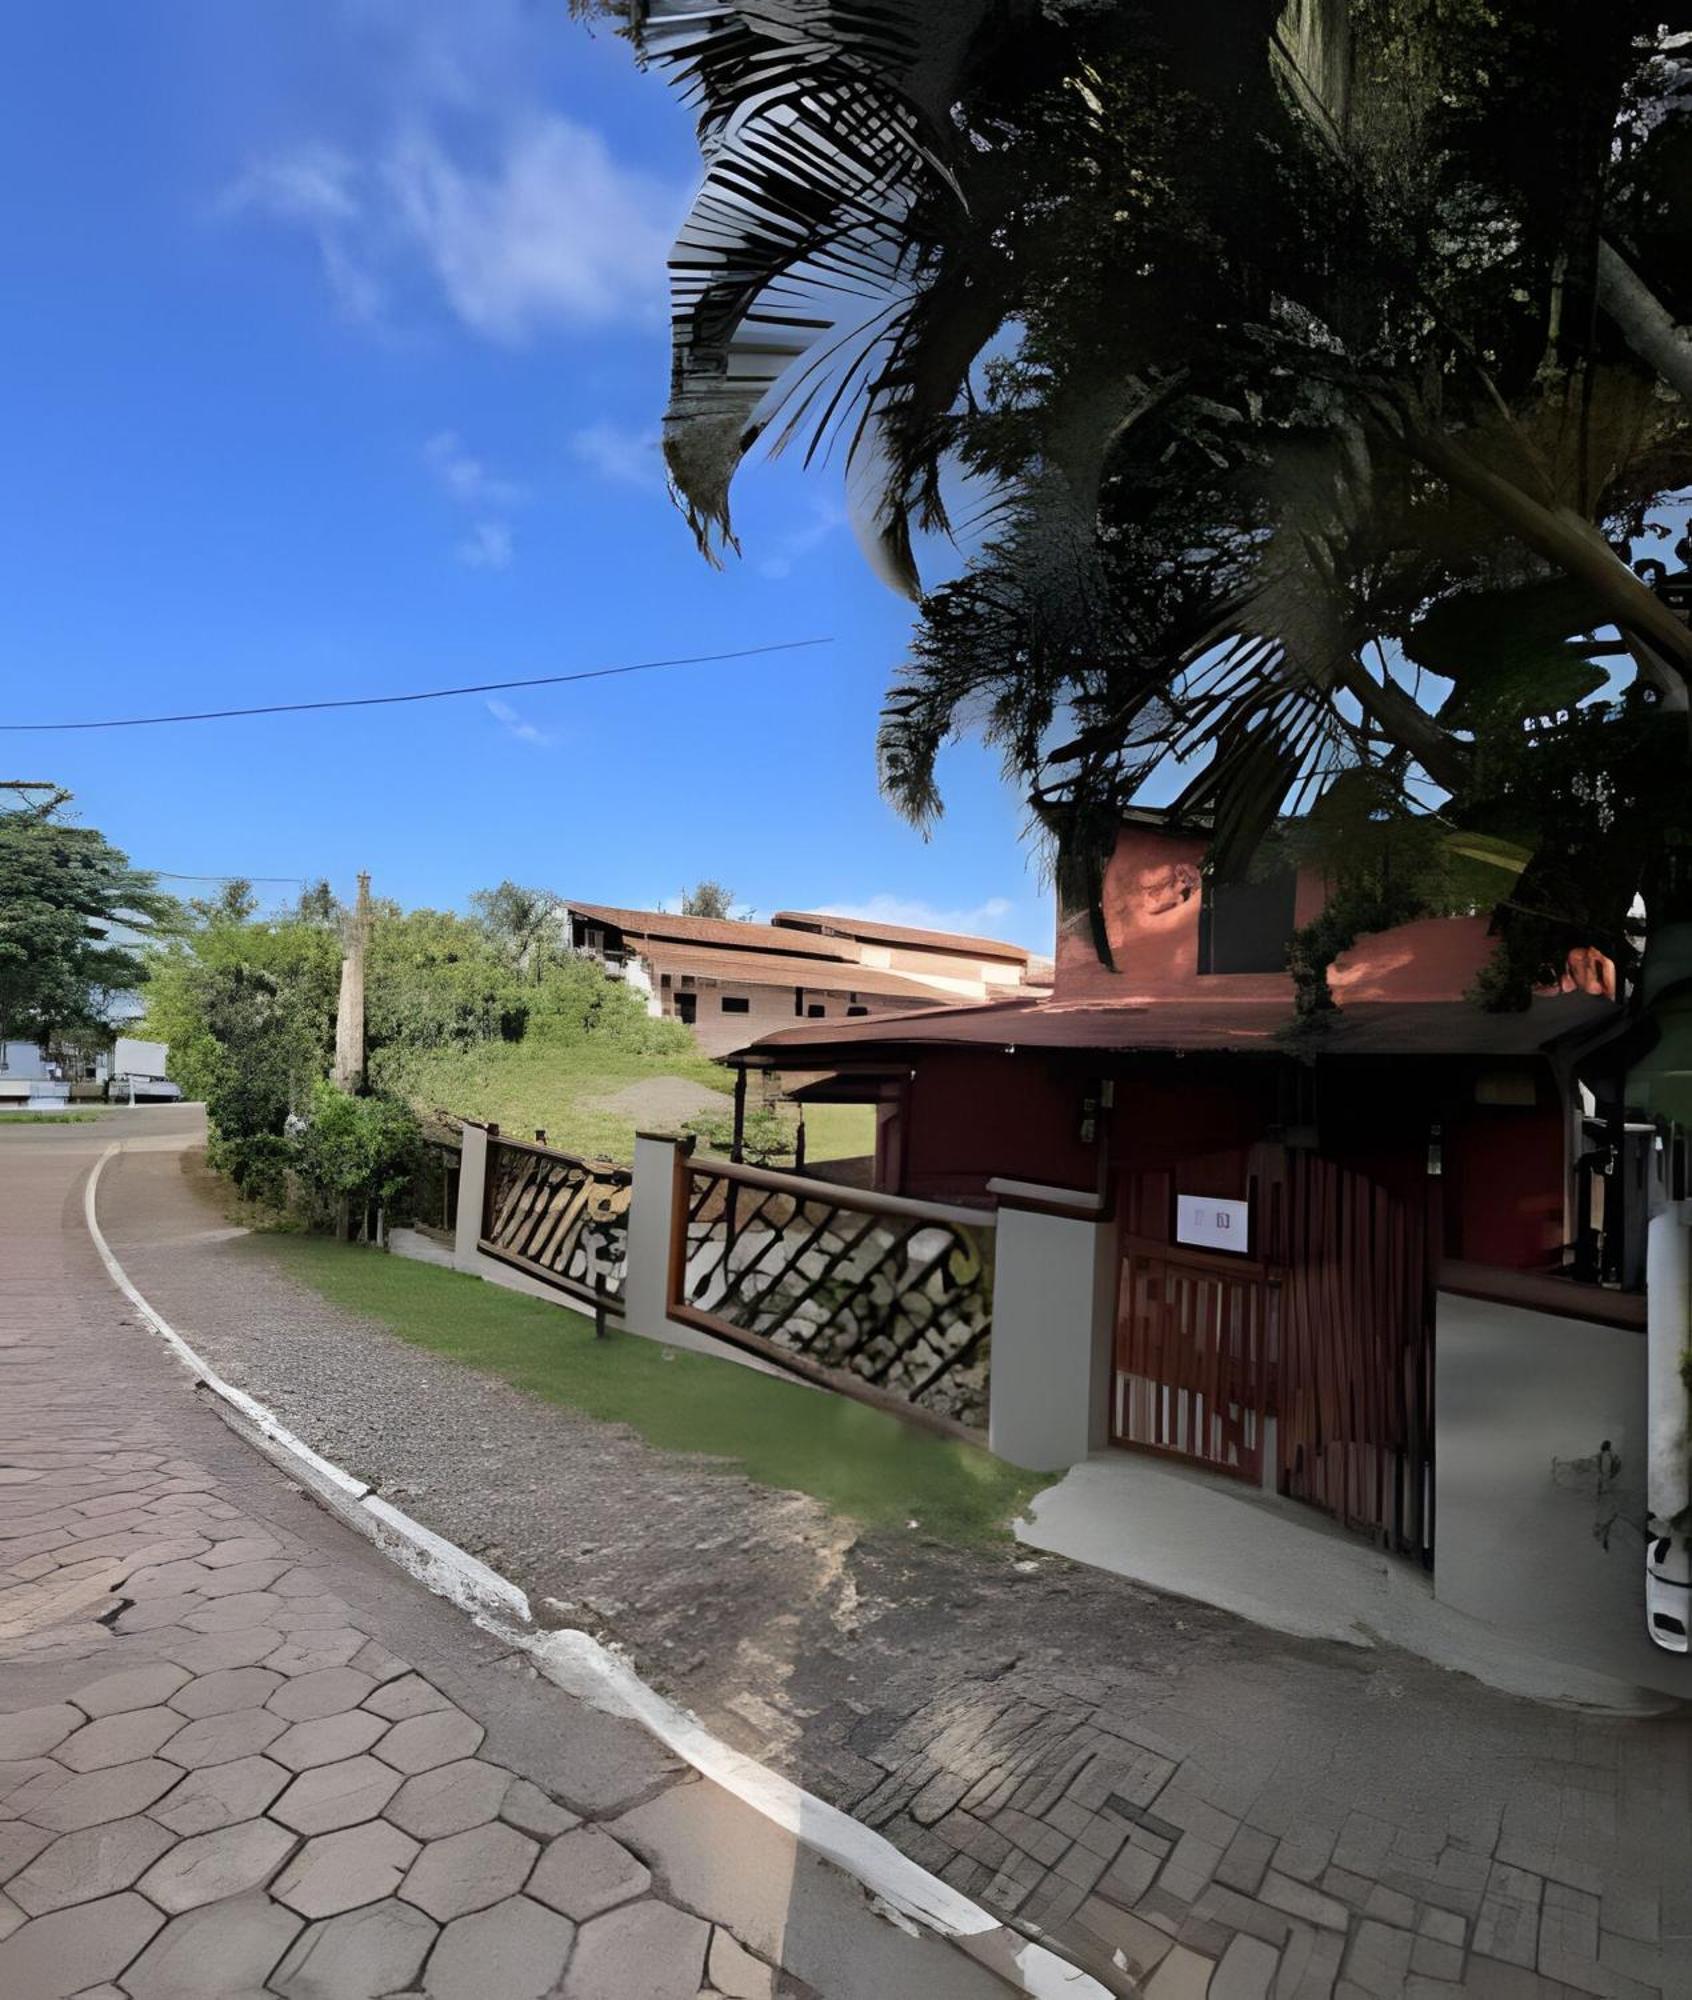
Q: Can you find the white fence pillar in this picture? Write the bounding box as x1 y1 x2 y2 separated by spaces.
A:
624 1131 685 1342
986 1179 1116 1472
454 1122 490 1269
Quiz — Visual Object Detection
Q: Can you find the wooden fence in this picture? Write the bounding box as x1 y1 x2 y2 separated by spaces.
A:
479 1133 633 1310
1115 1145 1433 1562
668 1151 995 1431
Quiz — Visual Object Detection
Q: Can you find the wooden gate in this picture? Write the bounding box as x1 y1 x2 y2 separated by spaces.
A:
1113 1147 1433 1559
1269 1153 1433 1562
1113 1245 1275 1482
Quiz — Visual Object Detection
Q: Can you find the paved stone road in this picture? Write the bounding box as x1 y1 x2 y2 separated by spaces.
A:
87 1128 1692 2000
0 1117 1012 2000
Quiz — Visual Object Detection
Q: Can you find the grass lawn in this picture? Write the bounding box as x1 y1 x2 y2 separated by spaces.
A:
389 1039 875 1166
0 1109 103 1123
254 1233 1048 1544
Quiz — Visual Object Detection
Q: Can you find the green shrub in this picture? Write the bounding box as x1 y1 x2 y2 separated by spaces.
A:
292 1081 422 1224
207 1131 295 1210
685 1103 795 1166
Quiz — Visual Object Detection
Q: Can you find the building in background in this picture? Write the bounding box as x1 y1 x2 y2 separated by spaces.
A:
0 1035 180 1109
559 900 1049 1058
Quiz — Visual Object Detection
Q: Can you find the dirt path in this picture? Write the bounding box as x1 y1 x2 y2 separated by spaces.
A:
96 1146 1692 1997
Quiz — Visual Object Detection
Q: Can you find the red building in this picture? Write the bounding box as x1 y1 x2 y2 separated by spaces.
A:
731 812 1635 1566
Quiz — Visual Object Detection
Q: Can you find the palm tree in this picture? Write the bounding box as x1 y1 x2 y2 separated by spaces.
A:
595 1 1692 939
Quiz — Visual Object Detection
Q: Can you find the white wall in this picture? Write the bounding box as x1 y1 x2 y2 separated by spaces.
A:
1436 1291 1692 1698
985 1185 1116 1472
113 1036 169 1078
642 964 918 1059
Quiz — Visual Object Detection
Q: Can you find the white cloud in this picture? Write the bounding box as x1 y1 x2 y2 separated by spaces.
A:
224 114 675 343
758 499 847 579
384 119 672 341
221 145 384 323
457 521 514 570
424 430 524 507
818 895 1022 939
485 697 554 746
570 420 664 490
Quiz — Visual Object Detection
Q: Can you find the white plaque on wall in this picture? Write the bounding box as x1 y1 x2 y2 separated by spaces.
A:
1174 1193 1251 1255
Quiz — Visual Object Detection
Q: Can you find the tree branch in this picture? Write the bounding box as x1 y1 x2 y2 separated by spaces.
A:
1334 658 1471 794
1407 425 1692 701
1596 239 1692 415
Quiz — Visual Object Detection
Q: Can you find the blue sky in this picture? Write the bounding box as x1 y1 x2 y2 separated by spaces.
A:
0 1 1054 951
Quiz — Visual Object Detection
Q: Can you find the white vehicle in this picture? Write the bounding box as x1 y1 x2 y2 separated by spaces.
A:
1646 1535 1690 1653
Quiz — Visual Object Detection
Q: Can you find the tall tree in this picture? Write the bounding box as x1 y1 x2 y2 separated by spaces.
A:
470 881 560 981
680 880 736 919
0 788 176 1046
599 1 1692 987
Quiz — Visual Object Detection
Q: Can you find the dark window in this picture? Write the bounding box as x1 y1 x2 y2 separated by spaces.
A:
794 987 805 1017
1198 867 1298 974
847 1005 869 1017
720 996 750 1014
676 992 697 1026
807 1003 826 1018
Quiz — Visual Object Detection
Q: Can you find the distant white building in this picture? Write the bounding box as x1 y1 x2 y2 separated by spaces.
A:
0 1035 179 1109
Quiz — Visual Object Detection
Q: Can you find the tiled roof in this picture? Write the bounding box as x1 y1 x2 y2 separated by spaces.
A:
732 991 1625 1061
640 940 954 1004
772 910 1032 962
563 901 859 962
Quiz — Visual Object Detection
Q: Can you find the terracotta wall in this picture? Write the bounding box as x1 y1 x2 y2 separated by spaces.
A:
1056 822 1494 1005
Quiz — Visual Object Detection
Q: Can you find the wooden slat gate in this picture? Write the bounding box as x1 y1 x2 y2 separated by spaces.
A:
1114 1146 1433 1562
1113 1243 1275 1483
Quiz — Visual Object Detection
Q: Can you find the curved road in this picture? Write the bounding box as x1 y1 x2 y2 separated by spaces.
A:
0 1112 1013 2000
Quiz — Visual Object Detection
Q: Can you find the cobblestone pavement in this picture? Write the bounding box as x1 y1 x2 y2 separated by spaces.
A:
0 1120 1011 2000
99 1137 1692 2000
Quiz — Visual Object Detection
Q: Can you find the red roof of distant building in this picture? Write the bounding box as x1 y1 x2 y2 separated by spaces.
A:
639 940 955 1005
563 901 859 962
772 910 1033 963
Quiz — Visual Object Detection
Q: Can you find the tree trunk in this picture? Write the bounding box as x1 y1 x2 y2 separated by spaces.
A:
1596 239 1692 416
1336 657 1471 794
1409 427 1692 699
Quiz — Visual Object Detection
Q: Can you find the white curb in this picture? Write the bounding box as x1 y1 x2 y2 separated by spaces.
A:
84 1142 1111 1999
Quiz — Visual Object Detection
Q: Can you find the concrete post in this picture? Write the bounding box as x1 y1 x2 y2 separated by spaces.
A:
986 1180 1116 1472
454 1122 489 1270
624 1131 684 1341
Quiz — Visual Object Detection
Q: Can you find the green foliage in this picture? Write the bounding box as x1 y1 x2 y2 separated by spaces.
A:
680 880 735 919
685 1103 795 1166
366 908 529 1056
294 879 341 926
291 1080 422 1219
187 878 258 928
469 881 559 981
629 3 1692 968
209 1130 295 1208
0 790 177 1044
140 916 339 1142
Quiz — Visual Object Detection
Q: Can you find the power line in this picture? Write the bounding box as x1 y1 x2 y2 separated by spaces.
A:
0 638 834 734
151 871 308 885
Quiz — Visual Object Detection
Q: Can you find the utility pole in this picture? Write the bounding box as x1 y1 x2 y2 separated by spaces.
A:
334 871 371 1094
